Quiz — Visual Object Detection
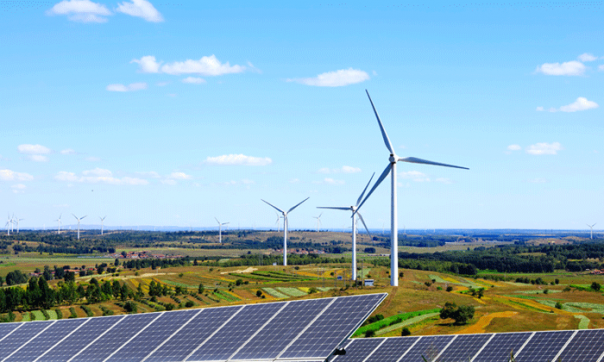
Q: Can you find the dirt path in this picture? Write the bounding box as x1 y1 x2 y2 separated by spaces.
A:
458 311 518 334
221 267 257 274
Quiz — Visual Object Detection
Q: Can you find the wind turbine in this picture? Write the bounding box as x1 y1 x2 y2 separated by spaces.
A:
587 223 597 239
99 216 106 235
5 215 11 236
72 214 86 240
14 218 23 233
56 214 62 235
10 214 15 233
215 218 229 243
313 213 323 233
274 212 282 232
261 197 309 266
356 90 469 287
318 173 374 281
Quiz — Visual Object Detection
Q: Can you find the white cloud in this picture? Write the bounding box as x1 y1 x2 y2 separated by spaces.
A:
29 155 49 162
526 142 563 155
11 184 26 194
536 106 544 112
535 61 585 76
341 166 361 173
400 171 430 182
599 65 604 71
161 55 245 76
106 82 147 92
241 179 254 185
559 97 599 112
168 172 192 180
182 77 206 84
60 149 76 155
507 144 522 151
323 178 345 185
55 169 148 185
204 154 272 166
287 68 370 87
317 166 361 174
131 56 161 73
578 53 597 62
528 178 548 183
0 170 34 182
18 144 51 155
116 0 163 22
46 0 111 22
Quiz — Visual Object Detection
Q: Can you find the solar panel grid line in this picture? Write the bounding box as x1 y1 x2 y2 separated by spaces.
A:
472 332 532 362
550 329 578 362
100 312 164 362
66 315 128 362
226 301 291 361
0 324 23 344
330 338 356 361
395 336 423 362
31 317 92 362
274 297 338 359
360 338 387 362
596 347 604 362
469 333 496 362
432 334 458 361
0 321 56 362
139 309 205 362
556 329 604 361
514 331 536 357
182 304 247 362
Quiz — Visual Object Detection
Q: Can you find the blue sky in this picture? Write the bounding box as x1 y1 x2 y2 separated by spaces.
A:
1 0 603 230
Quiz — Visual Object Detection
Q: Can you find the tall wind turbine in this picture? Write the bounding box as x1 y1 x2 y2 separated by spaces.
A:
10 214 15 233
5 215 11 236
313 213 323 233
274 212 282 232
215 218 229 243
318 173 374 281
356 90 469 287
56 214 62 235
587 223 597 239
14 218 23 233
261 197 309 266
99 216 106 235
72 214 86 240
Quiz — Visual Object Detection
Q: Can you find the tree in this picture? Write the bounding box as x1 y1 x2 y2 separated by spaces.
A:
114 258 120 267
591 282 601 291
401 327 411 336
198 283 205 294
0 276 3 287
256 290 263 297
440 302 475 325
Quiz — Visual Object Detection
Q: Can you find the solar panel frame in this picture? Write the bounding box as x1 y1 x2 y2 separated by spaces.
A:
515 330 574 362
472 332 532 362
0 321 54 361
398 335 454 362
436 333 492 362
331 338 384 362
556 329 604 362
365 336 420 362
0 324 21 344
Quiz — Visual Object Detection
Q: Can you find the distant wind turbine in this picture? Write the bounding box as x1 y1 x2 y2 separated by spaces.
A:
261 197 309 266
215 218 229 243
274 211 282 232
99 216 106 235
355 90 469 287
587 223 597 239
313 213 323 233
318 173 374 281
5 215 11 236
72 214 86 240
56 214 62 235
14 217 23 233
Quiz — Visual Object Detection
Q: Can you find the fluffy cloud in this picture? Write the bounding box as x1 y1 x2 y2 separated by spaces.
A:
204 154 272 166
11 184 26 194
400 171 430 182
526 142 562 155
559 97 599 112
317 166 361 174
287 68 370 87
46 0 111 23
18 144 51 162
60 149 76 155
0 170 34 182
320 178 345 185
55 168 148 185
536 106 544 111
535 61 585 76
168 172 192 180
116 0 163 22
507 144 522 151
131 56 161 73
578 53 597 62
106 82 147 92
182 77 206 84
131 55 246 77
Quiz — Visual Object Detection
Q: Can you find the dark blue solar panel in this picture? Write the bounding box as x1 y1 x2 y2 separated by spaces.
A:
557 329 604 362
232 298 332 360
516 330 573 362
186 302 284 361
399 335 454 362
70 313 158 362
437 333 491 362
40 315 125 362
0 324 20 342
105 309 198 362
144 306 243 362
280 293 386 359
473 332 532 362
0 321 53 360
365 336 419 362
4 319 85 362
332 338 383 362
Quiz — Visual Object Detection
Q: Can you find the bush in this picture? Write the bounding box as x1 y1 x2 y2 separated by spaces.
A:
309 287 318 294
185 301 195 308
42 310 51 320
401 327 411 336
256 290 263 297
69 307 77 318
55 309 63 319
591 282 601 291
446 286 453 292
555 301 563 310
365 330 375 337
440 302 474 325
165 303 175 311
543 289 549 295
81 305 93 317
124 301 138 313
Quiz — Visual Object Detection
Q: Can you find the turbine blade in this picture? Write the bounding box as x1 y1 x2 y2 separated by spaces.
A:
398 157 469 170
317 207 350 210
356 172 376 207
223 222 229 225
215 217 220 224
366 90 394 154
356 163 392 213
357 212 371 236
287 197 309 213
261 199 284 213
81 215 87 220
72 214 78 220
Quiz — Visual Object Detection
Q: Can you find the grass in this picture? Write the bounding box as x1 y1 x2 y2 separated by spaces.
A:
574 315 590 329
376 313 441 336
276 287 307 297
31 310 46 320
352 309 441 337
262 287 289 299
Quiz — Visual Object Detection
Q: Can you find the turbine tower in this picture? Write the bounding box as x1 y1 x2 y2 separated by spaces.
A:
274 212 282 232
99 216 106 235
5 215 11 236
318 173 374 281
56 214 62 235
10 214 15 233
356 90 469 287
587 223 597 239
313 213 323 233
261 197 309 266
72 214 86 240
15 218 23 233
215 218 229 243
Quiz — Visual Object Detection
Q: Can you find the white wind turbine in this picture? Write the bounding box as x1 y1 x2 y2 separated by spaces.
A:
318 173 374 281
261 197 309 266
215 218 229 243
356 90 469 287
10 214 15 233
56 214 62 235
274 212 283 232
313 213 323 233
587 223 597 239
99 216 106 235
72 214 86 240
5 215 11 236
14 217 23 233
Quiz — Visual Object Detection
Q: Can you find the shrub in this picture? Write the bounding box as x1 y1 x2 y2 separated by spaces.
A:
401 327 411 336
55 309 63 319
185 300 195 308
365 330 375 337
440 302 474 325
256 290 263 297
309 287 318 294
591 282 601 291
69 307 77 318
555 301 563 310
124 301 138 313
81 305 93 317
446 286 453 292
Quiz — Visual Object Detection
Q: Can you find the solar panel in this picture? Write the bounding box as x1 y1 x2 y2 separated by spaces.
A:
4 319 86 362
365 336 419 362
472 332 532 362
332 338 384 362
515 330 573 362
232 298 332 360
70 313 158 362
399 335 454 362
0 324 20 343
143 306 243 362
38 315 125 362
557 329 604 362
0 321 53 360
280 293 387 359
423 333 489 362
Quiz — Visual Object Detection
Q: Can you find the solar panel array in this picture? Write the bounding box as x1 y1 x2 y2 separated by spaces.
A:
334 329 604 362
0 293 385 362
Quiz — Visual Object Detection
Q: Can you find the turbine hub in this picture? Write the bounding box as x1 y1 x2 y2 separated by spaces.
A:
389 154 397 163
